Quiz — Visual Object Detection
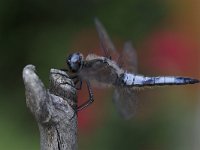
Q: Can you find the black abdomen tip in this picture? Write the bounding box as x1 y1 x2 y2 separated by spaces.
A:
175 77 199 85
189 78 200 84
184 78 200 84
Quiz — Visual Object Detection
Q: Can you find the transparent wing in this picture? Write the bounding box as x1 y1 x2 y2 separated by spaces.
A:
119 41 138 72
113 41 139 119
94 18 119 60
80 57 139 119
113 87 138 119
95 19 139 118
79 55 123 87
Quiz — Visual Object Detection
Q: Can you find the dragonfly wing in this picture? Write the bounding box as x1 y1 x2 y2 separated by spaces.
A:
119 41 138 72
113 42 139 119
95 18 119 60
113 87 138 119
95 20 139 118
79 55 123 86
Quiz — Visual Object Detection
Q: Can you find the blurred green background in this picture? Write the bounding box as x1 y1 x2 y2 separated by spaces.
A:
0 0 200 149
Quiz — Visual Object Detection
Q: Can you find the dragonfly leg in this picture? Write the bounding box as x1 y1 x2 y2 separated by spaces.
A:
68 75 82 90
69 74 79 79
74 78 82 90
60 68 69 72
77 80 94 111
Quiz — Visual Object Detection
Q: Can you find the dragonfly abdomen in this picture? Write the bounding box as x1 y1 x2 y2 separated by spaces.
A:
122 73 199 87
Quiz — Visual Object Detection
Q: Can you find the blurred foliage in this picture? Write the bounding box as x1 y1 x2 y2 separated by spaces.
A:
0 0 199 150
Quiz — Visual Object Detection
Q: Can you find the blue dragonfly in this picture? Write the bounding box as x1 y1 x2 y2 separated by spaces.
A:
66 18 199 119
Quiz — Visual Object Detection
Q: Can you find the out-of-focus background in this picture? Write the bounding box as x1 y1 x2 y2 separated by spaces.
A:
0 0 200 149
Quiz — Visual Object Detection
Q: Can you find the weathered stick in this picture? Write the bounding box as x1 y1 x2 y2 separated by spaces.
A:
23 65 78 150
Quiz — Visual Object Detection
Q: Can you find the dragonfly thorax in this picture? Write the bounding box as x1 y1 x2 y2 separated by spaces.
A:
67 52 84 73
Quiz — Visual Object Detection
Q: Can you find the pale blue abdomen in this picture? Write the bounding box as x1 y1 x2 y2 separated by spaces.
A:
122 73 199 87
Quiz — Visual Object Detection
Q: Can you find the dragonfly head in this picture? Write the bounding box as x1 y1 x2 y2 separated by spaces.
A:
67 52 84 73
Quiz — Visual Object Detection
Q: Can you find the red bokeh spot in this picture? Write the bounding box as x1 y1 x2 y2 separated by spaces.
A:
77 84 108 133
142 30 199 75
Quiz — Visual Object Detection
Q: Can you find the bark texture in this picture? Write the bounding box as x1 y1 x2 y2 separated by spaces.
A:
23 65 77 150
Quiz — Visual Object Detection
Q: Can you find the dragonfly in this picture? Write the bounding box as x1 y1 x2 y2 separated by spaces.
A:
65 18 199 119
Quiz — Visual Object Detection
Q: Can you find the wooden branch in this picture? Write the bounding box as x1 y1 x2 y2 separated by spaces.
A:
23 65 78 150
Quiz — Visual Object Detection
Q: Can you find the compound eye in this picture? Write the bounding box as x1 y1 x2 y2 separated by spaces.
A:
74 60 81 67
67 53 83 72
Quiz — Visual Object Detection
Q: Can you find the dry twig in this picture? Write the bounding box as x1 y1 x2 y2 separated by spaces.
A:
22 65 77 150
